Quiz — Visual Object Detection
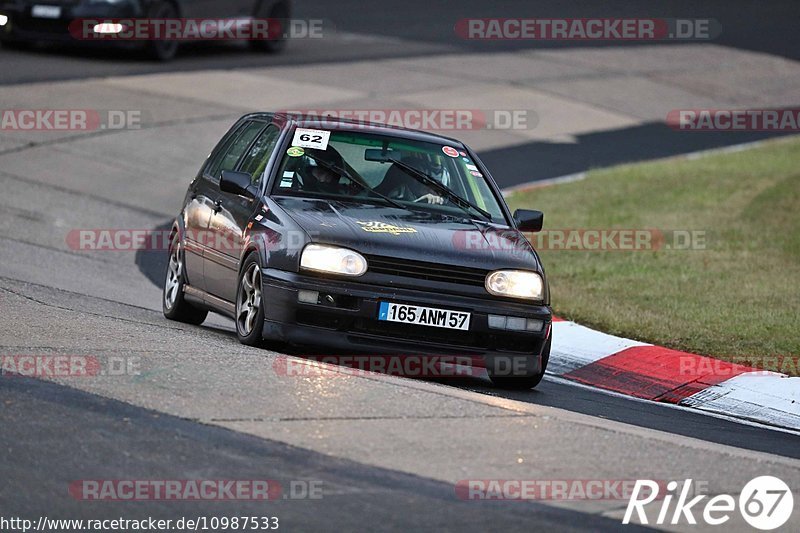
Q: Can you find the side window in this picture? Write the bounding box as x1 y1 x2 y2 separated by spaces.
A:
239 125 281 185
206 121 264 181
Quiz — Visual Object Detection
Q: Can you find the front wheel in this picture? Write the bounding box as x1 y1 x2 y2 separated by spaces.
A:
488 336 551 390
235 253 266 346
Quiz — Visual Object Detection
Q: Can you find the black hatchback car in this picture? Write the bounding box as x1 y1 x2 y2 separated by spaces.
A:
0 0 290 59
163 113 552 388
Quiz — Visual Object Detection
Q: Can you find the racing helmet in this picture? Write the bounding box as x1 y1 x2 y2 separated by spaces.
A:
295 147 346 191
302 147 344 171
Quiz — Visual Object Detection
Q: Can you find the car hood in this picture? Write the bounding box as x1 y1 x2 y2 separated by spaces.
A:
274 197 542 272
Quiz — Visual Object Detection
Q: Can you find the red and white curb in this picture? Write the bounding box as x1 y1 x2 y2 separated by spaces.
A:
549 318 800 431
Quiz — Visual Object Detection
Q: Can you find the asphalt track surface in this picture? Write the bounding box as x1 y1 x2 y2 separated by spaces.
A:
1 1 796 186
1 2 800 532
2 377 649 532
1 0 798 86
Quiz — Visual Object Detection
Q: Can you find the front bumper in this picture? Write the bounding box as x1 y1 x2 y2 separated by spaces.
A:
260 269 552 374
0 2 142 44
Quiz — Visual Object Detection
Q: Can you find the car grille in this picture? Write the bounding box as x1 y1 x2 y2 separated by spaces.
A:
295 310 542 355
352 318 483 349
366 255 487 287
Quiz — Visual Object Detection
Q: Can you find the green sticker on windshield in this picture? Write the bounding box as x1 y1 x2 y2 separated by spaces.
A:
287 146 305 157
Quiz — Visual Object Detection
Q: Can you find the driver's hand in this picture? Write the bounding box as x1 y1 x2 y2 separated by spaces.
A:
415 194 444 205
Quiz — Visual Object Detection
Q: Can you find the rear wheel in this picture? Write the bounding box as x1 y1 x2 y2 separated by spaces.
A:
249 1 288 53
145 1 179 61
488 336 551 390
235 253 266 346
163 231 208 325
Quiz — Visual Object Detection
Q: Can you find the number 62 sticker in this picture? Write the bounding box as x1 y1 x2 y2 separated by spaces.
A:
292 128 331 150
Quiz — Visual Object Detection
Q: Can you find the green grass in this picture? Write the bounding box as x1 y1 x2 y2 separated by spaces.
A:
506 137 800 374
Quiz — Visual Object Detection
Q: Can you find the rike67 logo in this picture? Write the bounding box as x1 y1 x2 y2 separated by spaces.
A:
624 476 793 529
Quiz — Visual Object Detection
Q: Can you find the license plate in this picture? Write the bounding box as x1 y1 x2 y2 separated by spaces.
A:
32 5 61 19
378 302 471 331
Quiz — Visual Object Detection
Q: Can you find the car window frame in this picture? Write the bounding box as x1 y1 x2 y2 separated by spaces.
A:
265 125 515 227
260 121 297 196
202 121 247 183
236 123 282 190
203 119 268 185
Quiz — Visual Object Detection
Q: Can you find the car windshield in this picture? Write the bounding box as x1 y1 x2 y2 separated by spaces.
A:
272 128 507 223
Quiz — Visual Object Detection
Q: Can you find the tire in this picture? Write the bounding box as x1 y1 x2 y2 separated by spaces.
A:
145 1 179 61
249 1 288 53
235 253 266 346
488 335 551 390
163 231 208 325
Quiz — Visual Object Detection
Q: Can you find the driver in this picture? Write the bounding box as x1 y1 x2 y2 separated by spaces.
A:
378 153 449 204
414 155 449 205
297 148 348 195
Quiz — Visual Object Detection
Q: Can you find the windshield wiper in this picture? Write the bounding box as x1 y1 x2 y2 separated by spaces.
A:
386 158 493 222
303 153 405 210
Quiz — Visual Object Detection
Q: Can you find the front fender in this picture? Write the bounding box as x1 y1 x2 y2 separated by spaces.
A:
240 197 311 274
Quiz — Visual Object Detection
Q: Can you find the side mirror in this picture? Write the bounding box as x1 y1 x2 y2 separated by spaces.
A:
220 170 257 199
513 209 544 232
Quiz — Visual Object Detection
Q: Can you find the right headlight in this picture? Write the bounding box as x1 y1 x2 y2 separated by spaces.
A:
485 270 544 300
300 244 368 277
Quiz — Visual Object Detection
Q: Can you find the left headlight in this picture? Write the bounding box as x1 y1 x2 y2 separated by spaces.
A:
300 244 368 277
485 270 544 300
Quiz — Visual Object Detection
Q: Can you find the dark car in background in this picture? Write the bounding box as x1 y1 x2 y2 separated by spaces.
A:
163 113 553 388
0 0 290 59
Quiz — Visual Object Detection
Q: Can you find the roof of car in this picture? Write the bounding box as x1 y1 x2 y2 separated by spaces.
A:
242 112 465 147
